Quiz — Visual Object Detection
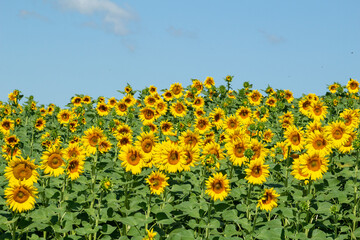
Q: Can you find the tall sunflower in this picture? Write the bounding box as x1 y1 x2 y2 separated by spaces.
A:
248 90 262 106
115 100 128 116
4 156 39 186
96 102 110 116
204 77 215 88
146 170 169 195
299 152 328 180
346 78 359 93
205 172 231 201
291 156 309 182
5 182 38 213
257 188 280 211
64 143 86 162
160 120 174 136
224 115 240 133
245 159 270 185
119 144 143 175
139 107 157 124
35 117 46 131
135 131 157 161
179 129 202 149
41 145 65 177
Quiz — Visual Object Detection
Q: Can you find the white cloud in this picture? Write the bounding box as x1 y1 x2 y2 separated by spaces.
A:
58 0 136 35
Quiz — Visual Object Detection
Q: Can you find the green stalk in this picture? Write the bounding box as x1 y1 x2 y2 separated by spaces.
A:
352 150 359 237
246 184 253 220
145 193 152 232
252 207 259 233
205 201 213 239
93 191 104 240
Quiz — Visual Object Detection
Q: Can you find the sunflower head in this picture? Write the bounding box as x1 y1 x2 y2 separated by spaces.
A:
257 188 280 212
5 182 38 213
205 172 230 201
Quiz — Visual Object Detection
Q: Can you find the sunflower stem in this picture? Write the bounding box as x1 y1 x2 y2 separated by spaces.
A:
145 192 152 232
246 184 253 220
93 191 103 240
352 150 359 237
205 200 213 239
252 207 258 233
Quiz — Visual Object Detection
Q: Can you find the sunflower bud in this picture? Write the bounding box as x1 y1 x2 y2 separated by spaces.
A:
101 178 112 192
225 75 233 82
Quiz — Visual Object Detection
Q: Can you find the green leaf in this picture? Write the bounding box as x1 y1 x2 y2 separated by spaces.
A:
224 224 238 237
222 209 238 222
101 224 117 235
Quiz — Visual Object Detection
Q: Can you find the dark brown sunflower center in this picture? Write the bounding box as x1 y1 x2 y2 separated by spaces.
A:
234 143 245 158
127 150 141 166
14 187 30 203
118 103 127 111
48 154 64 169
251 165 262 177
172 86 182 95
184 151 193 165
308 158 321 171
89 135 99 147
313 138 326 150
184 136 197 147
291 133 300 145
68 160 79 173
228 120 237 128
175 104 185 113
333 128 343 139
143 109 154 120
2 121 10 130
197 119 207 130
162 123 171 132
168 150 180 165
262 192 273 204
61 113 70 121
313 106 322 115
212 180 224 194
141 139 153 153
13 163 33 180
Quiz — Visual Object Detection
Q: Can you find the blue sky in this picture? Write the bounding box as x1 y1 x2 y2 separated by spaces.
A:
1 0 359 107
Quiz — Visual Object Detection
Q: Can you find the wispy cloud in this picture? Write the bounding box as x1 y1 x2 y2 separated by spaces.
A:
167 26 197 39
19 10 49 22
57 0 136 36
259 30 284 44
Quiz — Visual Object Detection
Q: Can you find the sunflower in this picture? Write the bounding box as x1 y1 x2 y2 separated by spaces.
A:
34 117 46 131
107 97 117 108
182 144 200 171
248 90 262 106
284 125 305 152
4 156 39 186
263 129 274 143
224 115 240 133
0 118 15 135
66 158 85 180
144 95 157 107
205 172 230 201
143 228 157 240
194 116 211 134
340 109 360 129
82 95 92 104
298 98 312 117
193 96 205 109
306 130 333 155
306 121 324 135
160 120 174 135
209 107 225 130
113 124 133 138
179 129 202 149
41 145 65 177
308 101 328 121
254 107 269 122
2 145 22 161
170 101 187 118
146 171 169 195
347 78 359 93
71 96 82 107
5 135 19 147
245 159 270 185
5 182 38 213
64 143 86 162
47 104 55 115
155 140 185 173
272 141 290 161
57 109 73 124
119 144 143 174
170 83 183 98
328 83 339 93
149 85 158 95
39 107 47 116
202 141 225 167
265 97 277 107
284 90 294 103
291 156 309 181
299 152 328 180
257 188 280 212
139 107 157 124
236 106 252 125
135 131 157 161
155 99 168 116
117 133 133 148
96 102 110 116
249 138 269 162
122 94 136 107
69 120 78 132
338 130 356 154
226 137 248 166
98 138 112 153
82 126 105 156
191 79 203 94
162 90 174 101
326 120 351 148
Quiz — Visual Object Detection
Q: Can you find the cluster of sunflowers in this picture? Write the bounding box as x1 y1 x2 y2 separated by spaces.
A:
0 77 360 239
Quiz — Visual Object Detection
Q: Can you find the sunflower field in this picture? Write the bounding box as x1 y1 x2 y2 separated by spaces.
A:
0 77 360 240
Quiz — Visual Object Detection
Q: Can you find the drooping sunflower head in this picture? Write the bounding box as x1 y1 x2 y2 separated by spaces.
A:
5 182 38 213
205 172 230 201
146 170 169 195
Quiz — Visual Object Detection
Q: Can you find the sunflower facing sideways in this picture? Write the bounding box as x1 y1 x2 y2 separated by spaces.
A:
4 156 39 186
146 170 169 195
119 144 144 175
41 145 65 177
257 188 280 212
5 182 38 213
205 172 231 201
